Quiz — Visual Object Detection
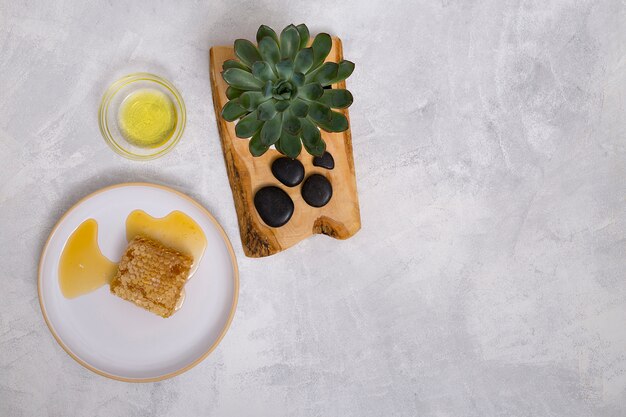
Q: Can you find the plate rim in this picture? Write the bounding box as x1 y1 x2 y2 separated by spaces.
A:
37 182 240 383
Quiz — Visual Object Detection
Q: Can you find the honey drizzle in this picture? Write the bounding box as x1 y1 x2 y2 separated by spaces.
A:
58 211 206 301
58 219 117 298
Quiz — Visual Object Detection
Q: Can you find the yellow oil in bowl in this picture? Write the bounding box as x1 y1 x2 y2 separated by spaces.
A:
117 89 177 148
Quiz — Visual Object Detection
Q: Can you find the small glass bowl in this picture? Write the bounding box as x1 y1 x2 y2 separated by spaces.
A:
99 73 186 160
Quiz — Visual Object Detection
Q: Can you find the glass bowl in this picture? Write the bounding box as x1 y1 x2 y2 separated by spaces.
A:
99 73 186 160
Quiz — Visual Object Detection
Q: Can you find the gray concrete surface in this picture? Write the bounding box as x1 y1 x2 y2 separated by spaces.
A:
1 0 625 416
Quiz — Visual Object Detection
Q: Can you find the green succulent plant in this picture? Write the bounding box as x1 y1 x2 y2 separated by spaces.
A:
220 23 355 158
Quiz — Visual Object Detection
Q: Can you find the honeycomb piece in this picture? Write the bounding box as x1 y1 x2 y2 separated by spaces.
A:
110 235 192 318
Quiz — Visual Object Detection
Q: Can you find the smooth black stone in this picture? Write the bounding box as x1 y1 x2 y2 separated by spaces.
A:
301 174 333 208
254 186 294 227
312 151 335 170
271 157 305 187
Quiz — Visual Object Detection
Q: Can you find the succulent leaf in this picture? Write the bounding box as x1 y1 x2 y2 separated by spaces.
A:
239 91 267 110
308 62 338 85
296 24 310 49
292 72 305 87
252 61 277 82
258 37 281 71
234 39 262 67
260 112 283 145
301 118 326 156
235 111 263 138
256 25 279 44
257 99 278 121
294 48 314 74
278 130 302 158
226 86 245 100
223 59 249 71
275 59 294 81
282 110 302 135
221 100 247 122
330 60 355 85
310 33 332 72
262 80 273 97
319 89 353 108
290 99 309 118
223 68 264 90
316 110 349 132
274 137 285 155
299 83 324 100
303 138 326 157
275 101 290 112
280 24 301 61
249 131 269 156
308 101 332 123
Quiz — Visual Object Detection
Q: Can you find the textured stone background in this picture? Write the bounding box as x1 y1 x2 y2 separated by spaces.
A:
1 0 625 416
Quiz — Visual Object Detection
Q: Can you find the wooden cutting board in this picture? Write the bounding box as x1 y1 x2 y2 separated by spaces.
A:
209 37 360 257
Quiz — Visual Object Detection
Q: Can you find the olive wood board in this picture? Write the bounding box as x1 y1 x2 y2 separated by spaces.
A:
209 37 360 257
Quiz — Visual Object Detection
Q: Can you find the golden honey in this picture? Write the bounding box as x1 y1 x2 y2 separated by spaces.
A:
125 210 207 276
58 211 206 299
117 89 177 148
58 219 117 298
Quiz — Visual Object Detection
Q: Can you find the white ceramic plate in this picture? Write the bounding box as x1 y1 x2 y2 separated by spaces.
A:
38 183 239 382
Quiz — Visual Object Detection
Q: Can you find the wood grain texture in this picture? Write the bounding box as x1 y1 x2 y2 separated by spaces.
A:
210 38 361 258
